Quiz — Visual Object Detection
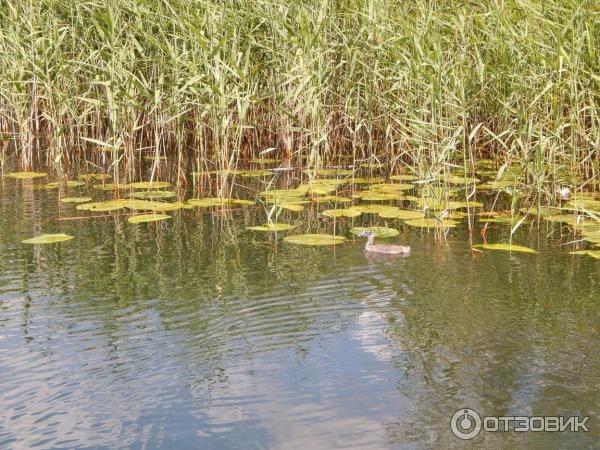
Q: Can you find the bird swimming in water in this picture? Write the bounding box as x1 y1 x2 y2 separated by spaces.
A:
358 230 411 254
555 186 571 200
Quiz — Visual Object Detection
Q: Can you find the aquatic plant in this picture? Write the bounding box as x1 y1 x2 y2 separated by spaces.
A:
283 234 346 246
22 234 74 244
472 243 537 254
128 214 171 224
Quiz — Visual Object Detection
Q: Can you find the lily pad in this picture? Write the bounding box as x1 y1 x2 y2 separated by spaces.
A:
309 195 352 203
479 215 530 225
43 180 85 189
322 208 362 218
207 169 243 176
518 206 555 216
187 198 254 207
259 189 305 200
129 181 172 189
5 172 47 179
239 170 273 177
352 191 399 201
76 200 127 212
128 214 171 224
129 191 176 200
283 234 346 246
569 250 600 259
78 173 111 181
351 204 399 214
22 233 73 244
378 209 425 220
447 201 484 209
39 183 60 190
565 199 600 211
93 183 131 191
542 214 583 226
61 197 93 204
123 200 185 212
250 158 280 164
305 185 337 196
371 183 414 192
446 176 480 185
350 177 384 184
389 174 417 181
247 223 296 232
404 218 459 228
305 168 353 176
351 226 399 238
473 243 537 254
275 202 305 212
478 180 519 190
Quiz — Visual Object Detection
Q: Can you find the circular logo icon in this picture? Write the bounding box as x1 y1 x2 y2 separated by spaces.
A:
450 408 482 440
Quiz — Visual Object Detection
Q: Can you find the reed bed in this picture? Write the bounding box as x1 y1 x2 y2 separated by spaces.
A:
1 0 599 195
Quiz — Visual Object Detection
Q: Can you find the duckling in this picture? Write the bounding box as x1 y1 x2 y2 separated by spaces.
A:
358 230 411 254
555 186 571 200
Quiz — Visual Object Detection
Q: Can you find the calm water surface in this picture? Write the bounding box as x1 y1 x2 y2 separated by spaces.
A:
0 177 599 449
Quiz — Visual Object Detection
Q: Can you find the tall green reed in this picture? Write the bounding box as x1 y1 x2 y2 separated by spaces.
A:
0 0 598 197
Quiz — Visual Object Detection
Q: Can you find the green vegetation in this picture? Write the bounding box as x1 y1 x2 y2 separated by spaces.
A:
2 0 600 254
0 0 598 195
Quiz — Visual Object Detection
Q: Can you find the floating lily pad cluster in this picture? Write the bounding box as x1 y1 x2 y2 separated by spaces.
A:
5 164 600 256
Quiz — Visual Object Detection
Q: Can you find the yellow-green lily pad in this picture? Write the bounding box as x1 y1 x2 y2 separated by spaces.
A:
378 209 425 220
247 223 296 232
542 214 582 226
93 183 131 191
569 250 600 259
186 198 254 207
351 226 399 238
351 204 399 214
404 218 459 228
123 200 184 211
5 171 47 179
129 191 176 200
283 234 346 246
129 181 171 189
478 180 519 190
305 168 353 176
371 183 414 192
250 158 280 164
473 243 537 254
322 208 362 218
479 215 530 225
61 197 93 204
22 233 73 244
389 174 417 181
76 200 127 212
43 180 85 189
259 189 305 200
350 177 384 184
128 214 171 224
78 173 110 181
309 195 352 203
239 169 273 177
446 176 480 185
352 192 398 201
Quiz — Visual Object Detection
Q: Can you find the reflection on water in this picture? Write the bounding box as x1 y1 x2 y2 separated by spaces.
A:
0 179 599 449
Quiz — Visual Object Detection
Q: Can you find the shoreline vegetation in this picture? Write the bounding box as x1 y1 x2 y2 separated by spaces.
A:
0 1 599 226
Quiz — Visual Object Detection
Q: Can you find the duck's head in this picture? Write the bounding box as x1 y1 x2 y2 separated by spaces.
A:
358 230 375 237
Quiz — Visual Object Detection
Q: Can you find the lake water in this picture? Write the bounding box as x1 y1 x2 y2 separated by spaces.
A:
0 176 599 449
